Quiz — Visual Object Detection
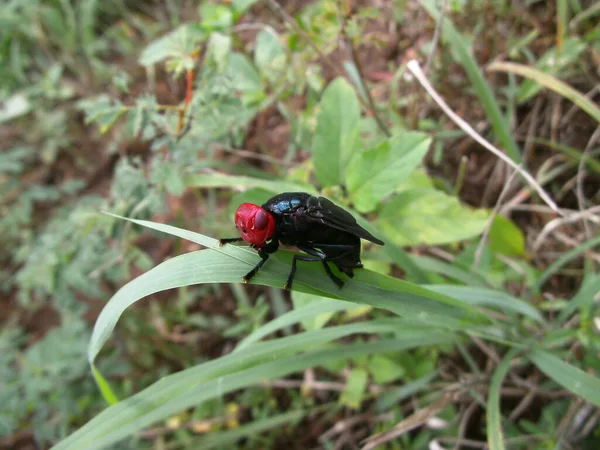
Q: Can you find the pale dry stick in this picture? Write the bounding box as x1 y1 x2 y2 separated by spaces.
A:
533 204 600 251
473 168 522 269
577 125 600 240
406 59 564 216
424 0 449 75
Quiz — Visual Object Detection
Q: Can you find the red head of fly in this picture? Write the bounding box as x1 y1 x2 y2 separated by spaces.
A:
234 203 276 248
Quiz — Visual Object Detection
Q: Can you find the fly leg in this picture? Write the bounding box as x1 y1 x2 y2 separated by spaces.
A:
242 239 279 284
321 261 344 288
219 237 243 246
242 252 269 283
285 255 326 291
296 245 345 289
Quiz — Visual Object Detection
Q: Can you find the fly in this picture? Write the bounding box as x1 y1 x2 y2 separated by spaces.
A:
219 192 385 290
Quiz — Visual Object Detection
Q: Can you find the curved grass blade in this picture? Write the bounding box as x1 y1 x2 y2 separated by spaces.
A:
488 61 600 123
54 333 457 450
425 285 545 324
234 298 354 352
90 214 492 365
487 347 521 450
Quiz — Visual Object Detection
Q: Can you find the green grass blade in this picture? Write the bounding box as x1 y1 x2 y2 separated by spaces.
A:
487 347 521 450
534 234 600 292
235 298 354 352
425 285 545 324
419 0 521 162
488 61 600 123
90 215 492 365
191 409 306 449
55 334 456 450
529 350 600 407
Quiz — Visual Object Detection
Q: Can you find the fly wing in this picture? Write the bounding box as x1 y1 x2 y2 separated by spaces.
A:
305 196 385 245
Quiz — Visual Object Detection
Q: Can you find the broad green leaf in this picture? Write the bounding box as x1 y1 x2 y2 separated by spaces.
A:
139 23 206 67
340 368 368 409
291 291 339 331
254 29 287 82
529 350 600 407
378 189 489 246
347 132 431 213
487 347 520 450
226 53 262 99
425 285 545 324
419 0 521 162
232 0 259 16
313 77 362 187
488 215 526 257
368 354 405 384
57 334 456 450
206 32 231 72
199 3 233 30
489 60 600 123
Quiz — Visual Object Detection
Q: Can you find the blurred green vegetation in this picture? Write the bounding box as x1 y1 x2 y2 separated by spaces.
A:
1 1 599 449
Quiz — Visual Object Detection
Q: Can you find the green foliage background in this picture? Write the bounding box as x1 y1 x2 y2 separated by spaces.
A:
1 1 599 449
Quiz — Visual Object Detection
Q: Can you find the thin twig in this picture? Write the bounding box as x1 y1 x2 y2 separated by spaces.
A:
424 0 449 74
406 59 564 216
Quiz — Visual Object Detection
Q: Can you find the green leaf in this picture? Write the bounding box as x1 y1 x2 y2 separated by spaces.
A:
291 291 339 331
488 215 526 257
226 53 263 99
529 349 600 407
368 354 406 384
340 368 368 409
199 3 233 30
313 77 362 187
232 0 259 16
419 0 521 162
254 29 287 82
206 32 231 72
378 189 489 246
347 132 431 213
139 23 206 67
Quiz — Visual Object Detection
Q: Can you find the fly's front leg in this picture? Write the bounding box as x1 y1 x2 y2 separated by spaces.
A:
242 239 279 284
242 252 269 283
219 237 243 246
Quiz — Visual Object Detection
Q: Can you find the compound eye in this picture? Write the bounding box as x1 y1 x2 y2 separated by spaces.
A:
254 209 269 230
